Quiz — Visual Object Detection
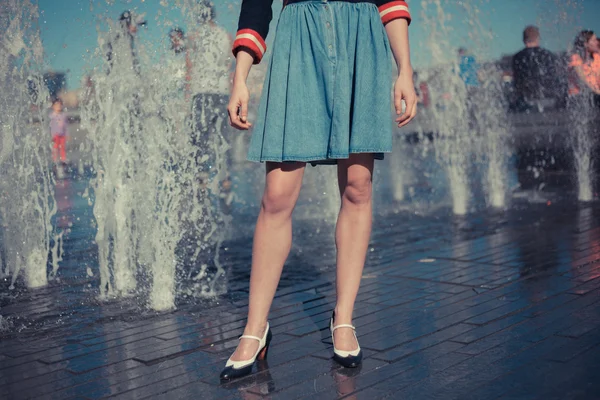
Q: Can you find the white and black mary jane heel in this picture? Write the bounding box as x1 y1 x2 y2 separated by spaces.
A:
220 322 272 381
330 312 362 368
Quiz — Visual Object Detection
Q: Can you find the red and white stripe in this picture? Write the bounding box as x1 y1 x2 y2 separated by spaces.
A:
379 1 411 26
233 29 267 64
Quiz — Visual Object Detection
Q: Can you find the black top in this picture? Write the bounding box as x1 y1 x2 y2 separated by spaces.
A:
233 0 411 64
512 46 563 102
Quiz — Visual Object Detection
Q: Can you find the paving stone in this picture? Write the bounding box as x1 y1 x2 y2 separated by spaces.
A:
266 358 388 400
429 336 575 400
448 314 528 344
499 344 600 399
545 326 600 363
365 323 474 355
464 299 533 325
371 340 464 362
3 187 600 399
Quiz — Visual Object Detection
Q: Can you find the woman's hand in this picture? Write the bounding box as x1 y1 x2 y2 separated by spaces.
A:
394 71 417 127
228 81 252 130
228 50 255 130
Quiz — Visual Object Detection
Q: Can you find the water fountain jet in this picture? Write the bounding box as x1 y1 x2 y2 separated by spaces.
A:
0 0 57 289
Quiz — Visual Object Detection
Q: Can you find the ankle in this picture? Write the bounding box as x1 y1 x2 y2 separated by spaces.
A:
333 307 353 325
244 321 268 336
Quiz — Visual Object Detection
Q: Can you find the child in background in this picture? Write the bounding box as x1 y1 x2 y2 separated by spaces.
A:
49 98 68 163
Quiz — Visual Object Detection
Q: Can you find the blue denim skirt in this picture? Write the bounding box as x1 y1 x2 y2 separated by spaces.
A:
247 0 393 164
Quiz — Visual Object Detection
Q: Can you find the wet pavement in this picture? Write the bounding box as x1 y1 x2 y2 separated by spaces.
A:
2 160 600 399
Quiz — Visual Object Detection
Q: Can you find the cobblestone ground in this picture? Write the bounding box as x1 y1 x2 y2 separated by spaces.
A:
1 160 600 399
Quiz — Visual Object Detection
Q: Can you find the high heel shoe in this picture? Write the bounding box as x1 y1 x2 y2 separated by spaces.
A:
220 322 272 381
330 311 362 368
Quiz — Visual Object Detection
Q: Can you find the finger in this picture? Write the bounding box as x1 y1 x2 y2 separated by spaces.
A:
406 97 417 119
396 96 414 123
227 104 234 125
395 99 408 122
240 98 249 123
228 104 245 130
398 104 416 127
227 103 236 117
234 113 251 130
398 95 417 122
232 119 247 130
399 100 417 127
399 115 412 127
227 104 237 128
410 102 418 119
394 92 403 116
396 98 414 125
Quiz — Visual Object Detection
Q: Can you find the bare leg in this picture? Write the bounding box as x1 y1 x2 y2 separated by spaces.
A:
230 161 306 361
333 154 374 351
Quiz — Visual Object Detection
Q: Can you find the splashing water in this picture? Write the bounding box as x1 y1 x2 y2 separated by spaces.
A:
420 0 473 215
0 314 11 332
464 2 510 209
474 81 510 209
548 0 596 202
390 156 406 202
419 0 511 214
0 0 57 289
569 96 595 202
80 2 230 310
305 167 340 224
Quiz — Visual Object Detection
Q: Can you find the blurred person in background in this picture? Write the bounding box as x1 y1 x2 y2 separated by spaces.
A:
501 71 516 109
567 31 599 203
457 48 481 130
104 9 148 128
49 98 68 164
159 28 194 149
167 27 190 97
187 1 234 205
568 30 600 106
169 27 187 55
458 47 480 89
106 10 147 77
512 26 566 112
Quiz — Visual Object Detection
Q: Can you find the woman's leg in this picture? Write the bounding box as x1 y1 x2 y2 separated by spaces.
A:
230 161 306 361
334 153 374 350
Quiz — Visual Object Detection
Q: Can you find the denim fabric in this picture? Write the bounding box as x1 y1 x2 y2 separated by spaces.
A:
247 0 393 164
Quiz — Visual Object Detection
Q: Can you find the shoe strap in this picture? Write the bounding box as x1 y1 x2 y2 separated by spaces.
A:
238 322 270 342
332 324 356 333
239 334 261 342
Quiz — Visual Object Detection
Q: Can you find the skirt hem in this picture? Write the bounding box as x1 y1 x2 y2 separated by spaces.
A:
247 149 390 164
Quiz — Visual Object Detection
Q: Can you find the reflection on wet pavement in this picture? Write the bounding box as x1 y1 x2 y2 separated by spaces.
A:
2 160 600 399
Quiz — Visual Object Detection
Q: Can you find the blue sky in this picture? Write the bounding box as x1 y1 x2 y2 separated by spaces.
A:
37 0 600 89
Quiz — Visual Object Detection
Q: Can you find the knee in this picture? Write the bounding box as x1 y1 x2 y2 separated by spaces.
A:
342 176 372 206
261 187 296 216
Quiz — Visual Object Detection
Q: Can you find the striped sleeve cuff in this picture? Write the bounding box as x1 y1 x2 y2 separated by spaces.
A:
232 29 267 64
379 1 412 26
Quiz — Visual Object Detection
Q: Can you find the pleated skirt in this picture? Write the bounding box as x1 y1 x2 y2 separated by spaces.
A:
248 0 394 164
